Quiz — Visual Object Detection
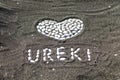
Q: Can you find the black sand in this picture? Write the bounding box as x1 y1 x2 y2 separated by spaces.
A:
0 0 120 80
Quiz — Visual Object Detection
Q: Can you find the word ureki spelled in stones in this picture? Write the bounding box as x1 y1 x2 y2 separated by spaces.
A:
36 18 84 40
27 47 91 64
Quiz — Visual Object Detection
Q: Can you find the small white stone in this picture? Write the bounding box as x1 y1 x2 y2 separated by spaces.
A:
16 2 20 5
40 22 45 25
46 61 49 64
36 54 39 58
37 29 41 32
55 35 59 38
40 75 43 77
45 30 49 33
51 32 55 36
42 28 45 32
78 20 83 23
60 58 66 61
43 57 46 61
59 37 65 40
28 57 31 60
36 25 40 29
76 25 80 29
48 29 52 32
35 58 39 61
80 23 83 27
52 68 55 71
38 23 43 26
108 5 111 8
68 19 73 22
28 49 31 52
63 31 68 34
114 54 118 56
44 20 49 24
30 60 36 63
28 53 31 56
49 25 53 28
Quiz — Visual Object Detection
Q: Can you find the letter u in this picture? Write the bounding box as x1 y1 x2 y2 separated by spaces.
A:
27 49 40 63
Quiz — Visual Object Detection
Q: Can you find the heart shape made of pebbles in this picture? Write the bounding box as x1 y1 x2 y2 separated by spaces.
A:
36 18 84 40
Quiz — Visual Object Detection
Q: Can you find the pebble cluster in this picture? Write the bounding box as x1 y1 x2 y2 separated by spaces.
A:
36 18 84 40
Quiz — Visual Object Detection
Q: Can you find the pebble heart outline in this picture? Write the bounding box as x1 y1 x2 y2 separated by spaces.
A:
36 18 84 40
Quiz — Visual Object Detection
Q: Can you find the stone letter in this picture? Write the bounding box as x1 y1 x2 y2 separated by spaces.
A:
87 49 91 61
57 47 66 61
27 49 40 63
43 48 54 62
70 48 82 61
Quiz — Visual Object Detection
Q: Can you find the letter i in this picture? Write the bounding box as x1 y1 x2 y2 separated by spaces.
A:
87 49 91 61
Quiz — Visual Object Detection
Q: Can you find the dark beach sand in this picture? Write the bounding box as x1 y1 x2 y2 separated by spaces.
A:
0 0 120 80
